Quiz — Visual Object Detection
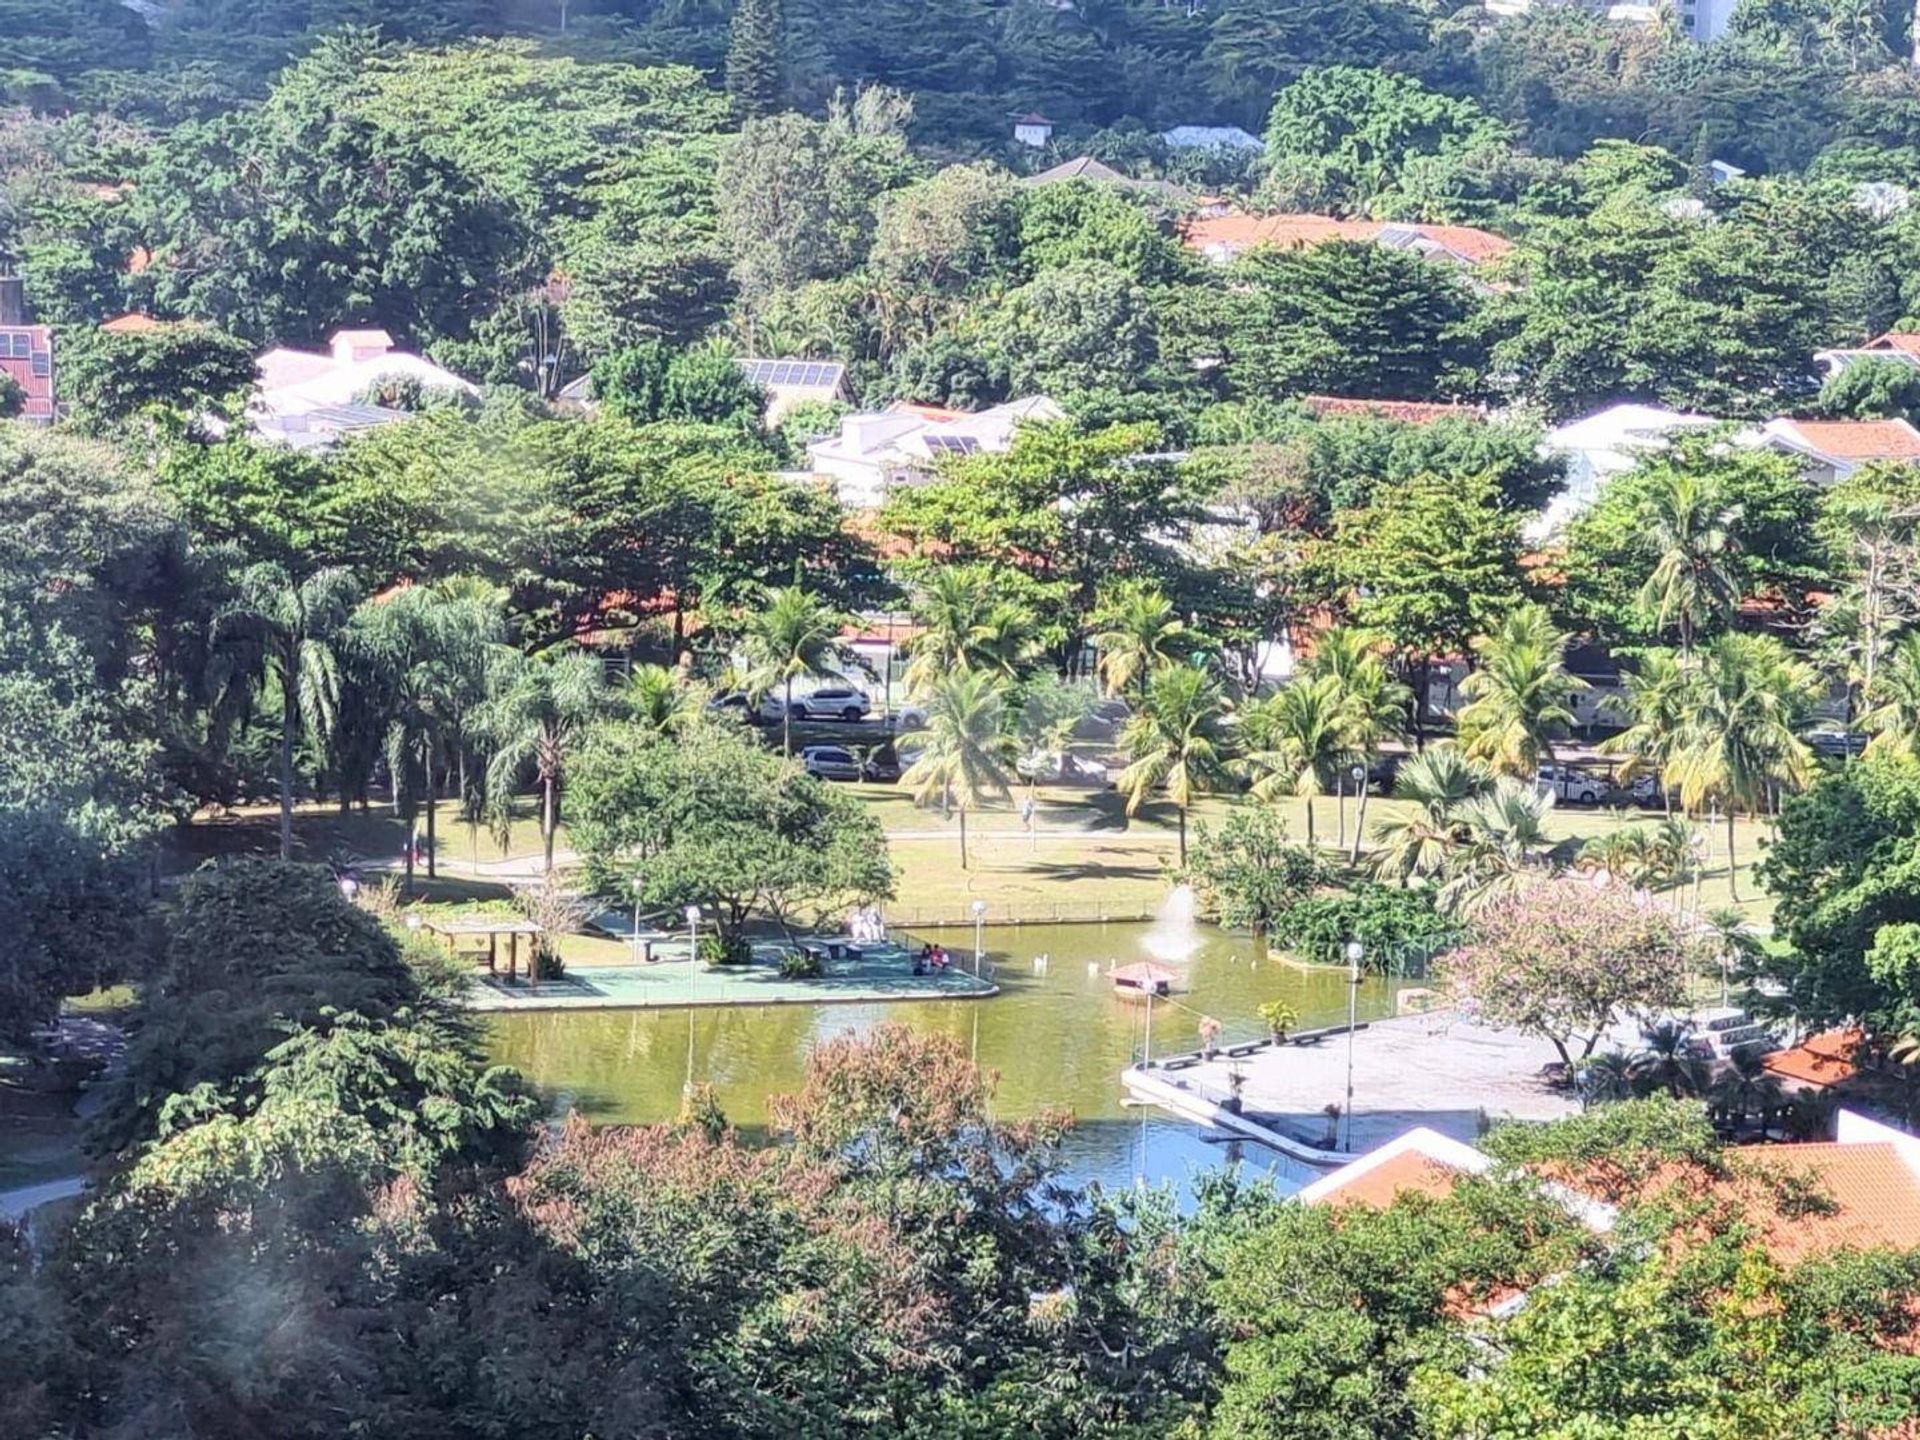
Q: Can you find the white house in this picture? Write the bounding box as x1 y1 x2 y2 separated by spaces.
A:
1012 112 1055 148
1749 416 1920 485
1813 330 1920 379
807 396 1064 509
736 357 850 423
1530 402 1720 538
251 328 476 448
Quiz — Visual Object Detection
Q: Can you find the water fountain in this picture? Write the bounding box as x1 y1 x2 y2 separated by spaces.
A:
1139 883 1203 965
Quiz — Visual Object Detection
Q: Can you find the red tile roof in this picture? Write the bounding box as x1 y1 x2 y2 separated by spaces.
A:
1867 332 1920 357
1720 1142 1920 1265
100 313 166 334
1776 420 1920 462
1315 1148 1465 1209
1181 213 1511 266
1763 1028 1865 1090
1304 395 1482 424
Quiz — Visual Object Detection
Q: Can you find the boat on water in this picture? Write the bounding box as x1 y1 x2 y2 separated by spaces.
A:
1108 960 1187 1001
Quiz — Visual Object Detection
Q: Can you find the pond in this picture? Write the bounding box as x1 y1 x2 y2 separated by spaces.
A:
486 919 1400 1197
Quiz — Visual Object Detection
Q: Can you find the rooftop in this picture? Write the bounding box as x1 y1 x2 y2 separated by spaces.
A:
1182 212 1513 265
1762 417 1920 462
1304 395 1483 424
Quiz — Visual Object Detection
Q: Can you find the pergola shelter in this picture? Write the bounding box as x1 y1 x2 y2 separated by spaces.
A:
421 916 546 982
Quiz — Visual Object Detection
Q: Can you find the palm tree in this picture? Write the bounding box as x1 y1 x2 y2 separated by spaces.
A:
471 650 608 873
211 564 362 860
742 584 849 756
1631 1020 1710 1099
1599 648 1691 816
354 580 505 885
1667 633 1818 901
1090 579 1188 698
903 565 1038 695
1455 604 1587 778
1303 627 1409 860
621 662 702 737
1636 467 1742 656
900 669 1016 870
1860 630 1920 758
1114 665 1230 866
1235 676 1346 848
1442 779 1558 913
1577 1049 1637 1107
1369 746 1495 885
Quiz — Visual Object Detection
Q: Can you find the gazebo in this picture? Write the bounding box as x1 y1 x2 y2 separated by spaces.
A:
419 916 547 982
1109 961 1186 1000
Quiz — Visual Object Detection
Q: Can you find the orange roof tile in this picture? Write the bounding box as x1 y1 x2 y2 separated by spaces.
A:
1315 1149 1465 1209
1181 213 1511 266
1763 1028 1865 1090
1778 420 1920 461
1722 1142 1920 1265
1867 332 1920 357
1413 223 1514 265
100 313 165 334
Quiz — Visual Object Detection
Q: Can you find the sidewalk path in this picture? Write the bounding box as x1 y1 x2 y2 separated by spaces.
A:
0 1175 83 1223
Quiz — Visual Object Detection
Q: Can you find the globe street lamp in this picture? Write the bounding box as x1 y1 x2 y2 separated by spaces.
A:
971 899 987 976
1349 763 1367 864
684 904 701 1093
1344 938 1364 1152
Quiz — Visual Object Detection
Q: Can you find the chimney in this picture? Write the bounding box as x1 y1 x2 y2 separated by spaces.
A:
0 277 26 327
330 328 394 364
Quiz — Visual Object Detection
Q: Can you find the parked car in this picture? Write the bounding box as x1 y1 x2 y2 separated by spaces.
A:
861 747 902 783
800 745 864 781
785 685 871 721
1806 726 1866 759
1535 764 1607 805
892 702 928 731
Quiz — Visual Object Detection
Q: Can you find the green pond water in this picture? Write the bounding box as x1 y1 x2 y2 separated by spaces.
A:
486 921 1399 1194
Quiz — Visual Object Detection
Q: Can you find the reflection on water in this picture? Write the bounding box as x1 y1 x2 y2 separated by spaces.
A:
487 921 1395 1194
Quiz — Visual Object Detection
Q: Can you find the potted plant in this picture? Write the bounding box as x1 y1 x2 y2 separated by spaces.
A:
1257 1000 1298 1044
1225 1064 1247 1114
1198 1015 1222 1060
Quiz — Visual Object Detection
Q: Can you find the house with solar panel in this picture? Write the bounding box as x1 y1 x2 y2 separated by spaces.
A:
0 276 55 422
806 396 1065 509
735 357 850 423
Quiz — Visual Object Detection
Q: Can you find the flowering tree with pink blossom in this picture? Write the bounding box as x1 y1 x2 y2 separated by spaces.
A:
1439 878 1699 1068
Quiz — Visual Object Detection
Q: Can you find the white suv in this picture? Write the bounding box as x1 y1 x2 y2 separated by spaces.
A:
783 685 871 722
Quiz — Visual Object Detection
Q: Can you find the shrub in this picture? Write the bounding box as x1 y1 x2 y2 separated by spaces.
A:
779 949 824 980
701 932 753 966
1257 1000 1299 1040
1274 883 1461 973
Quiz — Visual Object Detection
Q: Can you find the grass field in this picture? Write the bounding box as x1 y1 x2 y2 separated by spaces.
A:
166 781 1780 932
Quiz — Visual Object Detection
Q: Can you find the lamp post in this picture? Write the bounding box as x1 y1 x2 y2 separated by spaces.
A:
971 899 987 976
1344 938 1364 1152
1349 763 1367 865
631 875 646 964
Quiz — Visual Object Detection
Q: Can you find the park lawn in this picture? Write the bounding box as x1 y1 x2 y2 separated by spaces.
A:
173 782 1781 930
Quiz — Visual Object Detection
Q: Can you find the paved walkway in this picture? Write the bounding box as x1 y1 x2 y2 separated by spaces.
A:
0 1175 83 1223
463 944 996 1012
1135 1011 1636 1155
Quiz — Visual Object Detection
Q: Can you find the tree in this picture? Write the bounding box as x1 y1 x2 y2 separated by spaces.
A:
1235 676 1346 848
1667 633 1818 901
715 97 918 303
1304 626 1408 861
353 578 504 884
899 668 1015 870
1336 470 1526 741
904 563 1039 694
742 584 850 756
1261 66 1509 217
1598 649 1690 816
1636 466 1741 657
1222 241 1487 402
1440 879 1697 1067
569 720 893 945
1370 746 1495 885
619 662 702 738
1114 664 1230 865
1861 630 1920 758
725 0 786 120
211 564 361 860
0 371 22 419
1183 807 1320 939
1454 604 1586 777
991 259 1164 401
1091 578 1189 698
1816 355 1920 423
58 323 256 423
0 810 148 1056
471 649 608 872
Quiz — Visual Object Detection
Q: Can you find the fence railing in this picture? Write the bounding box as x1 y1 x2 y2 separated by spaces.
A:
877 899 1163 929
